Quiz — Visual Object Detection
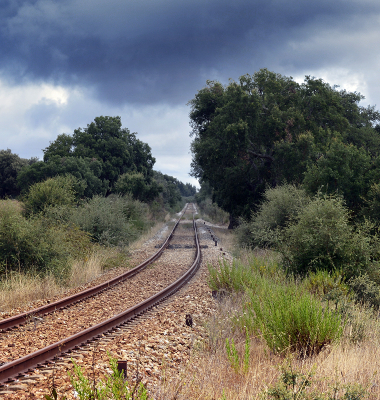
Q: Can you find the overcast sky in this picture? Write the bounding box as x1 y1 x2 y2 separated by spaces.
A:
1 0 380 187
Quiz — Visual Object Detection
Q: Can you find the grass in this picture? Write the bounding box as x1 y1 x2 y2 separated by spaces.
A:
0 272 61 312
153 249 380 399
154 296 379 399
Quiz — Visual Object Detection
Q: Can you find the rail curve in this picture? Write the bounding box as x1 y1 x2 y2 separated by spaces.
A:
0 205 201 385
0 204 190 332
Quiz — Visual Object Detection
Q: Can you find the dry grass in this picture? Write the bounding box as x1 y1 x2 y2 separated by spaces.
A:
67 250 106 287
0 272 62 312
0 220 172 313
155 290 380 399
128 220 171 252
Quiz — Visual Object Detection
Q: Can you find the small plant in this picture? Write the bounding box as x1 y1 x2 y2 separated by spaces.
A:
225 337 239 373
265 362 313 400
263 361 369 400
68 355 150 400
45 387 67 400
225 328 251 374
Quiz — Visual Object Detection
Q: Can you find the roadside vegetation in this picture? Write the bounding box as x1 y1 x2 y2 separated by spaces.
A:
0 116 196 312
156 68 380 399
4 67 380 398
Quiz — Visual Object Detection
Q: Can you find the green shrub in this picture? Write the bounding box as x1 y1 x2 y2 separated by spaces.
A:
348 274 380 309
302 269 348 298
23 175 77 217
281 195 373 278
235 184 309 248
208 256 283 293
239 282 343 356
209 252 343 357
69 194 150 246
0 200 91 279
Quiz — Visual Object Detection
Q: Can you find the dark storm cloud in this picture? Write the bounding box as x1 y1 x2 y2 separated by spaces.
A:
1 0 378 105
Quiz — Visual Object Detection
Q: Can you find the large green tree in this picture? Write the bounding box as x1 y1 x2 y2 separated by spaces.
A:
0 149 34 198
43 116 156 193
17 156 106 198
189 69 380 225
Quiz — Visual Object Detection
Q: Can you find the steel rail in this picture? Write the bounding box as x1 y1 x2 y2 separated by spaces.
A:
0 205 189 332
0 211 200 385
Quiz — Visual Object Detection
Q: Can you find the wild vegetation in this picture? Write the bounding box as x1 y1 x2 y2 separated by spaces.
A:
0 116 195 311
189 68 380 226
160 68 380 399
4 68 380 398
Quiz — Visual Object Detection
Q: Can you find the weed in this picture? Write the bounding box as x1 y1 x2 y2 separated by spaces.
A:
263 361 369 400
66 355 151 400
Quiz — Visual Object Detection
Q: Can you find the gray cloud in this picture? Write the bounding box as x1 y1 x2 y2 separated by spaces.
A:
1 0 380 186
2 0 378 105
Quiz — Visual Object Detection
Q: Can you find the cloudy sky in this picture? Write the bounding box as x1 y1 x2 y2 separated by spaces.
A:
1 0 380 186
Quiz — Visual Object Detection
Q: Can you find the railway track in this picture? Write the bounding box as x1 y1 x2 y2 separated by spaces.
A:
0 204 189 333
0 203 201 386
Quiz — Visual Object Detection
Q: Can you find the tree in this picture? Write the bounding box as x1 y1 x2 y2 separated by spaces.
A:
43 116 156 193
0 149 30 198
18 156 107 198
153 171 182 208
115 172 162 202
176 181 197 197
303 140 375 213
189 69 380 224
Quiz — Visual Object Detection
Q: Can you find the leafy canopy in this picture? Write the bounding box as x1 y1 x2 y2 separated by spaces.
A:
189 69 380 221
42 116 156 194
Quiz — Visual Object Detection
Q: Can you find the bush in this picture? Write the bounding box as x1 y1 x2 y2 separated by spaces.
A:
23 175 77 216
239 282 343 356
349 274 380 309
209 254 343 357
69 194 150 247
235 184 309 248
281 195 373 278
0 200 91 279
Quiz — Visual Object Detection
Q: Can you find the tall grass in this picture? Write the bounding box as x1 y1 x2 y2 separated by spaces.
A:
209 257 343 357
155 251 379 400
0 272 61 312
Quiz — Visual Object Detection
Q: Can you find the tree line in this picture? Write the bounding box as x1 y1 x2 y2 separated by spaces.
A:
1 116 196 206
189 68 380 227
190 68 380 296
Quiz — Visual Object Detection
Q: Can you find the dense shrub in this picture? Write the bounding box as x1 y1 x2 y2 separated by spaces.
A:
23 175 77 216
197 198 229 225
349 274 380 309
281 195 374 278
235 184 309 248
239 283 343 356
0 200 91 279
209 255 343 357
69 194 150 246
